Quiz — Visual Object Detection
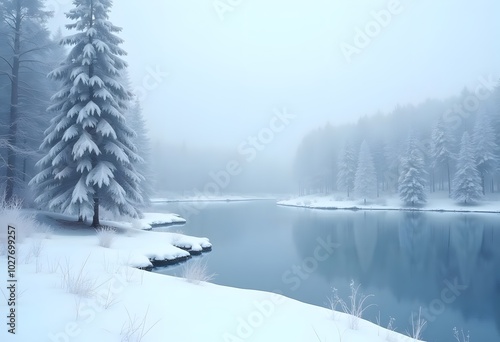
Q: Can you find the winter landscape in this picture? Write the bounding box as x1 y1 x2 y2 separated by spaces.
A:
1 1 500 342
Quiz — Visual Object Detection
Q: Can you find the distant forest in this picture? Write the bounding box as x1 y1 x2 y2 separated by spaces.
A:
293 81 500 199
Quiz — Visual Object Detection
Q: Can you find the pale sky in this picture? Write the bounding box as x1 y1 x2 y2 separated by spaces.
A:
46 0 500 160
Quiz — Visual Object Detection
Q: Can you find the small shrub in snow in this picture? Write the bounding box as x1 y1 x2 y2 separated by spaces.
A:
46 257 61 273
453 328 470 342
123 266 140 283
96 226 116 248
329 280 375 330
120 307 160 342
98 283 120 309
181 258 215 285
406 308 427 340
376 314 398 341
29 238 45 258
0 201 36 242
60 256 97 297
131 219 144 230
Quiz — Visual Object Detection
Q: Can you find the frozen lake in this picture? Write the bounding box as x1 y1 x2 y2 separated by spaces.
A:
152 200 500 342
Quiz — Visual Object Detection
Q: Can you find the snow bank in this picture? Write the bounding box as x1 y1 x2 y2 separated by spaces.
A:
40 210 187 230
142 212 187 226
102 212 187 230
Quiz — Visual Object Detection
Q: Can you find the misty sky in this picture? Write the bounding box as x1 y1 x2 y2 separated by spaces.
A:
46 0 500 161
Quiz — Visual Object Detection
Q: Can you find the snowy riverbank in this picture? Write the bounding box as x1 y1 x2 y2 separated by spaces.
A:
1 209 420 342
278 192 500 213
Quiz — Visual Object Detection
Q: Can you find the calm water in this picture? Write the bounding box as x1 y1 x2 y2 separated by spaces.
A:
152 200 500 342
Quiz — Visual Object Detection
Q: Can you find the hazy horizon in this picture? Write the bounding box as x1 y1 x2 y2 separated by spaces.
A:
44 1 500 160
39 0 500 194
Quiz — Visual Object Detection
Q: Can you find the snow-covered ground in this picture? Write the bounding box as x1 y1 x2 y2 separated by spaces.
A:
41 211 187 230
0 210 420 342
278 192 500 213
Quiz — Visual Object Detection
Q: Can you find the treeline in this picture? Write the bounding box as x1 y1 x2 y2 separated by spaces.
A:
0 2 64 203
0 1 151 207
293 82 500 204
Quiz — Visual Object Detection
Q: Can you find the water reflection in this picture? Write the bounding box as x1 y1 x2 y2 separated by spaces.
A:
153 202 500 341
291 210 500 341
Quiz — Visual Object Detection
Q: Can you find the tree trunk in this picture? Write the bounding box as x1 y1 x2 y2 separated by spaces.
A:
89 1 98 228
22 139 26 182
5 2 22 203
91 197 99 227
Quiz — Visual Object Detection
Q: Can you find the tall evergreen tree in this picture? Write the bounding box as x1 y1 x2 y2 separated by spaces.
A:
336 140 356 197
0 0 52 202
430 116 454 195
473 111 497 195
398 136 428 206
354 140 377 203
452 132 482 204
384 137 403 193
30 0 144 226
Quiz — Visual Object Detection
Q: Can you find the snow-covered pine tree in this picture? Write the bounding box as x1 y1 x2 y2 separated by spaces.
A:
430 116 454 195
452 132 482 204
472 111 497 195
336 140 356 197
354 140 377 203
398 136 427 206
30 0 144 227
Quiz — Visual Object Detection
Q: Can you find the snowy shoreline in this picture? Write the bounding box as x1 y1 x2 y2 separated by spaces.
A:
151 195 275 203
278 193 500 214
278 202 500 214
0 207 421 342
34 211 212 270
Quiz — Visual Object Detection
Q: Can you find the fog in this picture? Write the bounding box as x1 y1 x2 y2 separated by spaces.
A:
46 0 500 195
